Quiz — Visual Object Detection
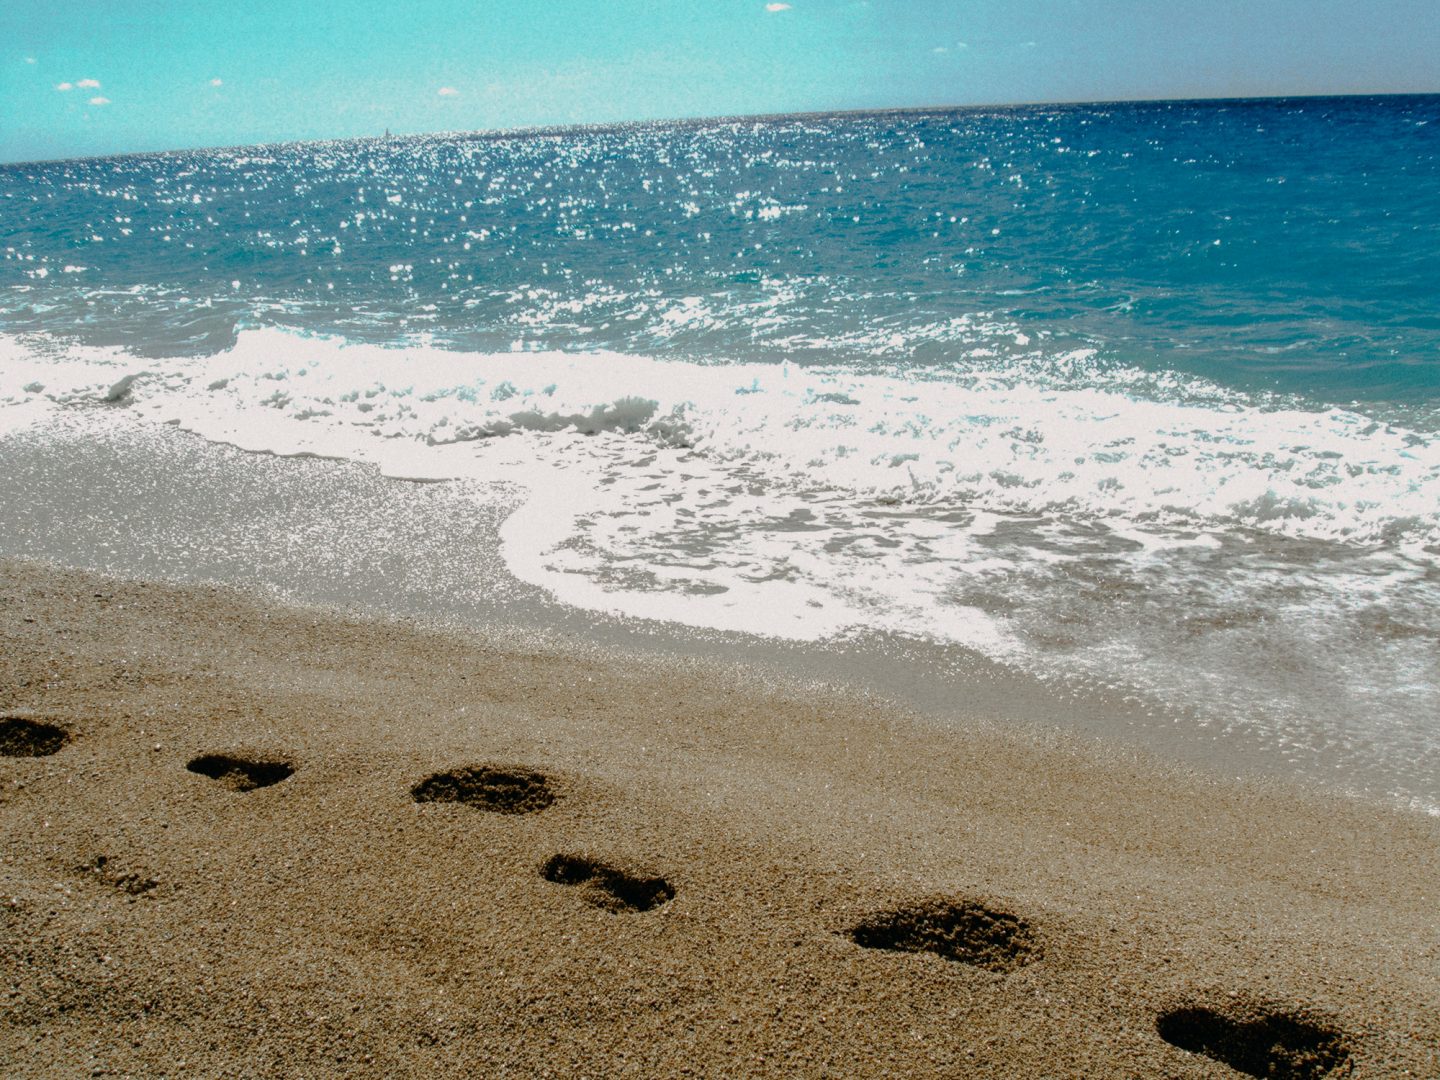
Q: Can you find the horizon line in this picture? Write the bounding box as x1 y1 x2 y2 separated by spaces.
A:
4 88 1437 169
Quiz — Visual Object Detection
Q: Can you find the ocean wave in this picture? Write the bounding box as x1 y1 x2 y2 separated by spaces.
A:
3 326 1435 548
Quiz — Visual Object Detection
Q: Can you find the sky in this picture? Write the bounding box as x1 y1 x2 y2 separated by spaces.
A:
2 0 1438 163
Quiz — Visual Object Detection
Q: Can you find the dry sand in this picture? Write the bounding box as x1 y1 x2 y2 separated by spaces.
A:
1 556 1436 1077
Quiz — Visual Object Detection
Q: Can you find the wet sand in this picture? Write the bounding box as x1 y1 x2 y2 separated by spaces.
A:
2 556 1437 1077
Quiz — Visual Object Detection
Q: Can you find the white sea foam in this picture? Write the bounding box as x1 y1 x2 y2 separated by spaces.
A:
4 326 1433 544
1 324 1435 657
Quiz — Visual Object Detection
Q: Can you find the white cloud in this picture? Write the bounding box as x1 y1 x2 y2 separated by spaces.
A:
209 77 223 87
88 96 110 106
437 86 459 96
56 81 73 91
76 78 101 88
25 57 37 64
932 46 948 54
765 3 791 10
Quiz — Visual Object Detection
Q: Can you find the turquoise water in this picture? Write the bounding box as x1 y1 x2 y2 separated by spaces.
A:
2 96 1438 809
3 96 1438 407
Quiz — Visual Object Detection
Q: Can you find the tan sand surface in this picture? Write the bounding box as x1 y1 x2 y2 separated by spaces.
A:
2 557 1437 1077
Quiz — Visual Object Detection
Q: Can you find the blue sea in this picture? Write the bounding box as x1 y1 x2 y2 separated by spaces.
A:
2 96 1438 810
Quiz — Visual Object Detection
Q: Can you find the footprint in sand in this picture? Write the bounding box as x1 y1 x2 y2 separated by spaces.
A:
0 716 70 757
845 897 1041 973
1156 1002 1353 1080
540 853 675 913
187 753 294 792
77 855 159 897
411 765 555 815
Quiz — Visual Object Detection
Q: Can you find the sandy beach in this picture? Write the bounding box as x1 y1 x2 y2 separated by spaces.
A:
6 8 1440 1077
2 555 1436 1077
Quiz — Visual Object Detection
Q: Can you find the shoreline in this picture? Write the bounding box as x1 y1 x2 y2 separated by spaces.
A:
2 556 1438 1076
3 408 1435 816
